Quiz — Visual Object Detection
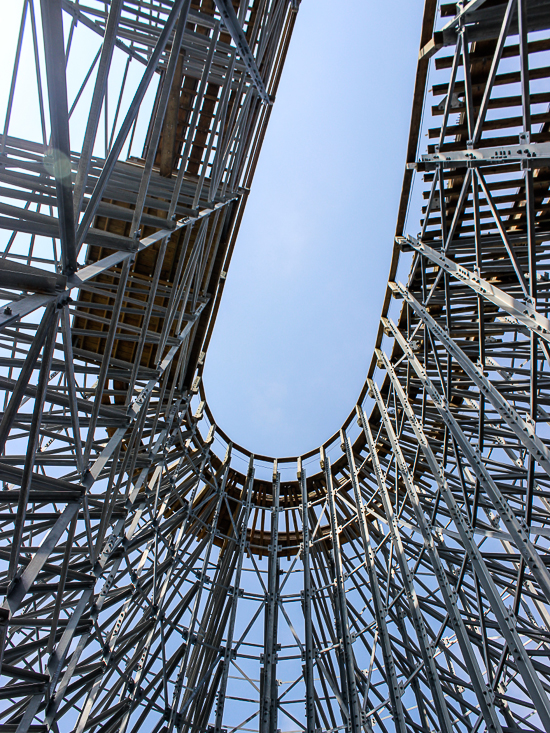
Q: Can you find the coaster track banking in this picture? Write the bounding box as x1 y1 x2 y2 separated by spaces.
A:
0 1 550 732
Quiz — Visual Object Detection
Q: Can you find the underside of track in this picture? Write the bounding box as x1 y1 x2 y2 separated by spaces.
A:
1 0 550 732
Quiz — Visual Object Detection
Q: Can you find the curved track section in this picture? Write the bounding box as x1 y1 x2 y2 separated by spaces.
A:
1 1 550 732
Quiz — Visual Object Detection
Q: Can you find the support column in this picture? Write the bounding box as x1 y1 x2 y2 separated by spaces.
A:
298 458 316 733
214 456 255 733
322 448 362 733
340 431 408 733
260 461 280 733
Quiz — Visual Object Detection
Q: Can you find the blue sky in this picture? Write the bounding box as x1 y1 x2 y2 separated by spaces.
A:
204 0 425 457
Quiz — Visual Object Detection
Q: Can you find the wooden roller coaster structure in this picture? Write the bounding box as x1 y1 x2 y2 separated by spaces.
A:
1 0 550 732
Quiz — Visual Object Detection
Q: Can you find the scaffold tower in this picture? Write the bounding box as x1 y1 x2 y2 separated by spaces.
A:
1 1 550 732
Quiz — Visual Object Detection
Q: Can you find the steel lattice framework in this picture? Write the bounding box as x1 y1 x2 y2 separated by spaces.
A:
1 1 550 732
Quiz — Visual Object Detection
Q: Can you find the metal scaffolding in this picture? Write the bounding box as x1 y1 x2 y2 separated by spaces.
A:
1 0 550 731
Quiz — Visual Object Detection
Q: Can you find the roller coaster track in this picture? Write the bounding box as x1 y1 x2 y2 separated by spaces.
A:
1 0 550 731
